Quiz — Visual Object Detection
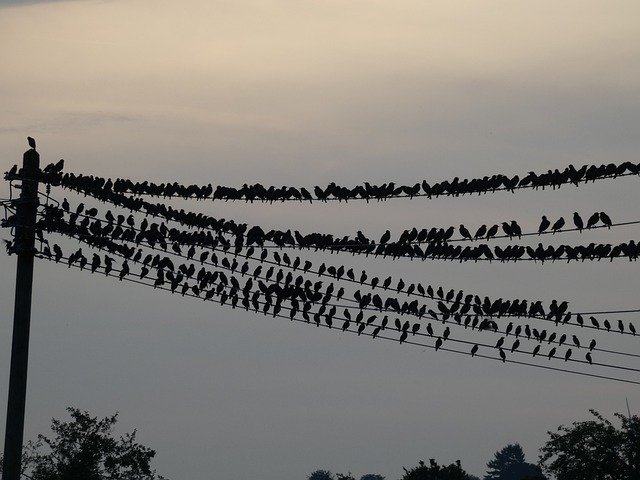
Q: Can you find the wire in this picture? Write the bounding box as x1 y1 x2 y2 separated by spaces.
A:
30 202 640 335
34 249 640 386
43 221 640 359
36 235 640 370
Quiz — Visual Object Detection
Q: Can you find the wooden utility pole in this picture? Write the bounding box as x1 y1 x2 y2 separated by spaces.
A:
2 146 39 480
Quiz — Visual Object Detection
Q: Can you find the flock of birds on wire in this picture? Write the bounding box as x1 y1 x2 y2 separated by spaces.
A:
2 138 640 385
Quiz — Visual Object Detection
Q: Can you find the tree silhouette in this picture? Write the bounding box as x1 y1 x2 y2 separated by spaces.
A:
360 474 385 480
336 473 356 480
539 409 640 480
484 443 544 480
401 459 477 480
309 469 335 480
0 407 167 480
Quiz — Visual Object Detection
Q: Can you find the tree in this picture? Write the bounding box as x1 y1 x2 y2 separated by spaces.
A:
360 475 385 480
0 407 167 480
309 470 335 480
336 473 356 480
539 409 640 480
484 443 544 480
401 459 477 480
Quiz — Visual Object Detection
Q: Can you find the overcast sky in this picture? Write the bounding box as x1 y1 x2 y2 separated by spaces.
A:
1 1 640 479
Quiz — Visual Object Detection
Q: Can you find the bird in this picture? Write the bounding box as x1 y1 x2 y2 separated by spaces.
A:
589 339 596 351
618 320 625 334
459 225 472 240
573 212 584 232
586 212 600 229
548 347 556 360
470 344 478 356
474 225 487 240
27 136 36 150
551 217 565 233
538 216 550 235
510 339 520 353
435 337 443 351
486 224 499 240
499 348 506 363
600 212 612 228
564 349 572 361
585 352 593 365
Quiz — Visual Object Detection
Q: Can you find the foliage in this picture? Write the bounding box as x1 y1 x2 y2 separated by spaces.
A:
309 470 336 480
401 459 476 480
539 409 640 480
0 407 167 480
336 473 356 480
360 475 385 480
484 443 544 480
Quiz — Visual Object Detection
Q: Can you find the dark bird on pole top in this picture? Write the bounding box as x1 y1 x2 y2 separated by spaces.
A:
538 216 550 234
27 136 36 150
573 212 584 232
551 217 565 233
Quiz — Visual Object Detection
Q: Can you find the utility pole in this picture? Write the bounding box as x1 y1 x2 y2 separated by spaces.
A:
2 145 39 480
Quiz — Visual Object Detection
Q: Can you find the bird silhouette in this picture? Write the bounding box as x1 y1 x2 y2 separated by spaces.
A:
459 224 472 240
586 212 600 229
27 136 36 150
600 212 612 228
573 212 584 232
551 217 565 233
538 216 550 234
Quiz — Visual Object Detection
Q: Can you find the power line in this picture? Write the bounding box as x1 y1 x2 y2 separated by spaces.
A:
33 249 640 386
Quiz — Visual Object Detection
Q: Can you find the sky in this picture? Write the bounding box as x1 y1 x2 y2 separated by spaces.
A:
1 1 640 479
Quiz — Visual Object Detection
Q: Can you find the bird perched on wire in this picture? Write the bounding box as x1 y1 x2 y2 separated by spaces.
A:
538 216 550 235
551 217 565 233
586 212 600 229
573 212 584 232
600 212 612 228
